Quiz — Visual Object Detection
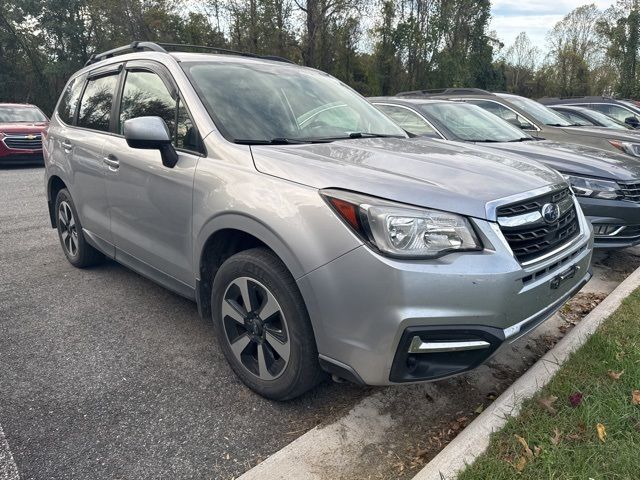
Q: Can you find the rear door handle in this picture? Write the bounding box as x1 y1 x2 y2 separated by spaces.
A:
61 140 72 152
103 154 120 170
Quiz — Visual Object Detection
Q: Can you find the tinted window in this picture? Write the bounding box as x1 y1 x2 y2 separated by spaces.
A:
57 76 84 124
77 74 119 132
375 104 439 137
120 70 200 151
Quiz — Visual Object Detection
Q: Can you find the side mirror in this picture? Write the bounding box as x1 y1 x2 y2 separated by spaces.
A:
124 116 179 168
625 116 640 128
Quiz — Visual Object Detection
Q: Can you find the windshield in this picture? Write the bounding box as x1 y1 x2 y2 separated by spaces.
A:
0 106 47 123
420 102 530 142
582 108 632 129
498 94 573 127
183 61 406 143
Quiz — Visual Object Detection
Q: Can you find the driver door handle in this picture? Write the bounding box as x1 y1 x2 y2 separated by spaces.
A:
103 154 120 170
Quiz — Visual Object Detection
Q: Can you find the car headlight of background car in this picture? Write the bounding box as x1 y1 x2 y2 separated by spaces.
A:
562 174 621 200
321 189 482 258
609 140 640 157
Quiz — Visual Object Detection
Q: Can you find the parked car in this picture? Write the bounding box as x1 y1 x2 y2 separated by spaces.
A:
396 89 640 158
539 96 640 129
45 42 593 400
0 103 48 165
371 97 640 249
549 105 638 132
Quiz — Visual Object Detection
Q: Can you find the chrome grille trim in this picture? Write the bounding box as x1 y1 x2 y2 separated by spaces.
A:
2 134 43 150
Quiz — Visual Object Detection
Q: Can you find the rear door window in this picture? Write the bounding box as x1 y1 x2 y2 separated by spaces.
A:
77 73 119 132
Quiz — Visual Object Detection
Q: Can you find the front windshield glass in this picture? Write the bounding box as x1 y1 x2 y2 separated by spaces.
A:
582 108 631 129
0 106 47 123
420 102 530 142
183 61 406 143
498 94 573 127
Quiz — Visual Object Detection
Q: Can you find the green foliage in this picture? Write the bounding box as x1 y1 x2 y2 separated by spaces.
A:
459 287 640 479
2 0 640 115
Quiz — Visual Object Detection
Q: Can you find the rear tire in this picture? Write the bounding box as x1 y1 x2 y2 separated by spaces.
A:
212 247 325 400
55 188 103 268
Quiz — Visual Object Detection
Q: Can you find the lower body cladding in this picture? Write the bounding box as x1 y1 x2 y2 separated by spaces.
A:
579 196 640 248
297 215 593 386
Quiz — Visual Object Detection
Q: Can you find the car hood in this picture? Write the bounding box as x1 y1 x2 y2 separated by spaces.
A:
0 122 48 134
251 137 564 220
560 125 640 142
486 140 640 181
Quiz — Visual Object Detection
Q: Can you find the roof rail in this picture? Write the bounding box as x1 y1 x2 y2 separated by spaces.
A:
84 41 167 66
157 43 296 64
84 41 296 67
396 88 493 97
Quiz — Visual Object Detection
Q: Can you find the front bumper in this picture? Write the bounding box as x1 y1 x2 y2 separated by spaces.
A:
578 197 640 248
298 212 593 386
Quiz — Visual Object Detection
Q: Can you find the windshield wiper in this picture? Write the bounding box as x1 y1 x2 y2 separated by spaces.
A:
469 139 501 143
507 137 535 142
347 132 405 139
233 137 329 145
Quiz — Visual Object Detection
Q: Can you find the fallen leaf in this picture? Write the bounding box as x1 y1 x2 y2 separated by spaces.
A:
569 392 583 408
534 445 542 457
474 404 484 414
607 370 624 380
632 390 640 405
514 456 527 472
538 395 558 415
550 428 562 445
596 423 607 443
515 434 533 459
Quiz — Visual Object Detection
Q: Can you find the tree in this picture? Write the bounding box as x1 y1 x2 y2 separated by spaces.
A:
503 32 539 95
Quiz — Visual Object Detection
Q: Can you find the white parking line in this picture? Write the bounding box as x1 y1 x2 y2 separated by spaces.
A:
0 422 19 480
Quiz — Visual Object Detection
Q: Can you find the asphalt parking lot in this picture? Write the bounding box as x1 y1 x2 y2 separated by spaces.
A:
0 166 366 480
2 166 640 480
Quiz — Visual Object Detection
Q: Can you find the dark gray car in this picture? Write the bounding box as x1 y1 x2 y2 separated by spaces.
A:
371 97 640 248
396 89 640 159
43 42 593 400
539 96 640 129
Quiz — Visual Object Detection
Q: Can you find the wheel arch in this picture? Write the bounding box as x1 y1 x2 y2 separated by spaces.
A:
195 214 306 321
47 175 67 228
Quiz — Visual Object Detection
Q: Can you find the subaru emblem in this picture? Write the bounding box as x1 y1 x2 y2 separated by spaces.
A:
541 203 560 224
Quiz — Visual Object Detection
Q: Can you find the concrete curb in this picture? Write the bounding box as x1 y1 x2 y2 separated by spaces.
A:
411 265 640 480
0 421 19 480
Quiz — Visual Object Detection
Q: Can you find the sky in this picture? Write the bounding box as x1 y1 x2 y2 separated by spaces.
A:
490 0 616 50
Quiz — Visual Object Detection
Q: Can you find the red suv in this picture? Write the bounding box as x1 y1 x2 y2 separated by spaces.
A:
0 103 49 165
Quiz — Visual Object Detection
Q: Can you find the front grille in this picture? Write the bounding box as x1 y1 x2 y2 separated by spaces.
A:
3 134 42 150
619 182 640 202
497 187 580 264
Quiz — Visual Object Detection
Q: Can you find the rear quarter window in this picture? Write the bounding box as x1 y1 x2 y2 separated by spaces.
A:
57 76 85 125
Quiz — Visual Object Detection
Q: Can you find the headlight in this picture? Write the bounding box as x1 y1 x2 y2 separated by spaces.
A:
609 140 640 157
321 189 482 258
562 174 621 200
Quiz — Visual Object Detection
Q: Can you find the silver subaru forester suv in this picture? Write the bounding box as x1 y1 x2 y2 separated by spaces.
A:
44 42 594 400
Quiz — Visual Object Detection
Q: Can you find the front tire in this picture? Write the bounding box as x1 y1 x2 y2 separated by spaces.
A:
55 189 103 268
212 248 324 400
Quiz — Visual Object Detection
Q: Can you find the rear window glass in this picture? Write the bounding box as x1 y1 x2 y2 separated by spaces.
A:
57 76 85 125
77 74 119 132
